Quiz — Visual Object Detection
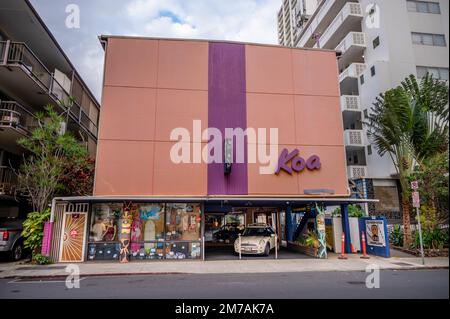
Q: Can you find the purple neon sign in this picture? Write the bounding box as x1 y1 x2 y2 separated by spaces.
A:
275 148 321 175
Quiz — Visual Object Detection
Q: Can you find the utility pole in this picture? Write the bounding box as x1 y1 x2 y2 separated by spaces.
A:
411 181 425 265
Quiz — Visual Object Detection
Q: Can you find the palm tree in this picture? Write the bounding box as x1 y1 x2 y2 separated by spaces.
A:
365 74 448 247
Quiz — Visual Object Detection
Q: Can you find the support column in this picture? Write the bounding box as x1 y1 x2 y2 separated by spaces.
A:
340 204 352 253
285 206 294 242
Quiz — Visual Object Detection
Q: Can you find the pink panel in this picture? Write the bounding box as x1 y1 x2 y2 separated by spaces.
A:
247 144 299 195
292 50 340 97
152 141 207 195
245 45 293 94
155 89 208 142
246 93 296 146
94 140 154 196
294 95 343 146
296 145 349 196
104 38 158 88
99 86 156 141
157 40 208 90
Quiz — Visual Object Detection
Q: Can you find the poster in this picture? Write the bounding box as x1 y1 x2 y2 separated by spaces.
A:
365 220 386 247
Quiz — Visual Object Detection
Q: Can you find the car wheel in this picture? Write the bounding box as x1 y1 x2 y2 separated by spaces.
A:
11 243 23 261
263 243 270 256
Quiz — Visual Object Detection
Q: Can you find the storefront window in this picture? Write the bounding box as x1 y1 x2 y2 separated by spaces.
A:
89 203 121 242
165 241 201 259
130 203 165 259
165 203 201 241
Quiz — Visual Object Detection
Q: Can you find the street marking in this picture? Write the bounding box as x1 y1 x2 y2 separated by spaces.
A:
8 277 86 284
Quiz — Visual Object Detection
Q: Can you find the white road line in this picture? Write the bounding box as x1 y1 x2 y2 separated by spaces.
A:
7 277 86 284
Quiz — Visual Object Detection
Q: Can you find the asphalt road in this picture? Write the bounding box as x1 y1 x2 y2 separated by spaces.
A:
0 269 448 299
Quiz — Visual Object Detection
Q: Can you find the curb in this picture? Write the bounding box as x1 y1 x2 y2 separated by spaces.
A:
1 266 447 280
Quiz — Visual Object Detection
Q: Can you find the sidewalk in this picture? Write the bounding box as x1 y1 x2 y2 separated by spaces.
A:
0 254 448 279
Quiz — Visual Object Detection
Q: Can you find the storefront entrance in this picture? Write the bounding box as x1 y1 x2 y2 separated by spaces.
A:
59 212 88 262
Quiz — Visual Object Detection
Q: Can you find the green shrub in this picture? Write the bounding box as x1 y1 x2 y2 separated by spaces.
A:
32 253 50 265
22 209 50 257
412 227 449 250
389 225 404 247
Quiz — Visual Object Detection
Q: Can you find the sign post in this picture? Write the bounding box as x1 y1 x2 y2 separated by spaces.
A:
411 181 425 265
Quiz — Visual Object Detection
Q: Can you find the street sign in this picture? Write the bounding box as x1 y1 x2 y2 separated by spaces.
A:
411 180 419 190
412 191 420 208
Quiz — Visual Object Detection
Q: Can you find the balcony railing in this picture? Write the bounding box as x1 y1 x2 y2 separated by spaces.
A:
0 100 37 135
339 63 366 82
344 129 366 146
347 165 367 179
0 166 17 196
318 2 363 49
340 95 361 112
298 0 338 47
335 32 366 54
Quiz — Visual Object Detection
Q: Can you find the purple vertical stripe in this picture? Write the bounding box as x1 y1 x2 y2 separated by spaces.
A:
208 42 248 195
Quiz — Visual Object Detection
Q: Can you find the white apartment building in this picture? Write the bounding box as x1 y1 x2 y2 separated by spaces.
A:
293 0 449 220
278 0 321 46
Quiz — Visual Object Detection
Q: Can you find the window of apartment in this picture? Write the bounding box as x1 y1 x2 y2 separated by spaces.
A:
417 66 449 80
370 66 376 77
367 145 372 156
360 74 365 85
363 109 369 119
407 1 441 14
412 32 446 46
373 36 380 49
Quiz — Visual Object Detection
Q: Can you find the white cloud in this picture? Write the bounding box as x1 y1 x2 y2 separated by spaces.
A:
32 0 282 100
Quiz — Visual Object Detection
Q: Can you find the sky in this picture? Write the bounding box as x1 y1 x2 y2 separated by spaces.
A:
29 0 282 102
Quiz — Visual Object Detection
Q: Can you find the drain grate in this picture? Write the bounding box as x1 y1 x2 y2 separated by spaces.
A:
16 266 66 270
391 262 413 267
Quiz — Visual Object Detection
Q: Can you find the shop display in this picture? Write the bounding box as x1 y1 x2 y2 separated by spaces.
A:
165 242 201 259
87 242 120 261
119 202 134 263
89 203 121 242
166 204 201 241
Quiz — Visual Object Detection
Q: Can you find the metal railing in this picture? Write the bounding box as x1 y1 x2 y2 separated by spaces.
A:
0 41 98 139
0 100 37 135
0 166 18 196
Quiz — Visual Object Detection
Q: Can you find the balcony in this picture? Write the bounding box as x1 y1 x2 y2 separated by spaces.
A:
347 165 367 179
339 62 366 95
336 32 366 69
0 166 17 196
298 0 348 48
0 41 98 139
317 2 363 50
344 129 366 147
0 100 37 134
340 95 361 112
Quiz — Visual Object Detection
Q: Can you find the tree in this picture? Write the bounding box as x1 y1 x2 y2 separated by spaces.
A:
16 105 93 213
365 74 448 248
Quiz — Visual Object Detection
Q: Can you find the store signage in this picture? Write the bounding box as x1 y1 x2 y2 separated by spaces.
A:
275 148 321 175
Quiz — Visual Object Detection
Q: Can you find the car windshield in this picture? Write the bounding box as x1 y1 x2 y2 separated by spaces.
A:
242 227 271 237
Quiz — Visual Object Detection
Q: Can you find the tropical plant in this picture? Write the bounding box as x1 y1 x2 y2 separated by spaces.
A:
296 230 319 249
16 104 93 213
365 74 449 247
330 205 364 218
32 253 51 265
21 209 50 256
389 224 404 247
412 227 449 250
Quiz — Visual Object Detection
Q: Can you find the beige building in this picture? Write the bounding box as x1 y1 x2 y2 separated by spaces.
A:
290 0 449 220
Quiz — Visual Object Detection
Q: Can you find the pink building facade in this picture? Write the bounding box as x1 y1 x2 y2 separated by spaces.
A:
47 37 379 263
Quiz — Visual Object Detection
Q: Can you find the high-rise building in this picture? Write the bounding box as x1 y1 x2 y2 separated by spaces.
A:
278 0 321 47
295 0 449 220
0 0 100 219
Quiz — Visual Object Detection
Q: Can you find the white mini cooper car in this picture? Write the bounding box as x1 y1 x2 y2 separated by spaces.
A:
234 224 277 256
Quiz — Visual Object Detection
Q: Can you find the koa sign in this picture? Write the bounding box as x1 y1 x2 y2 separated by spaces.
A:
275 148 321 175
